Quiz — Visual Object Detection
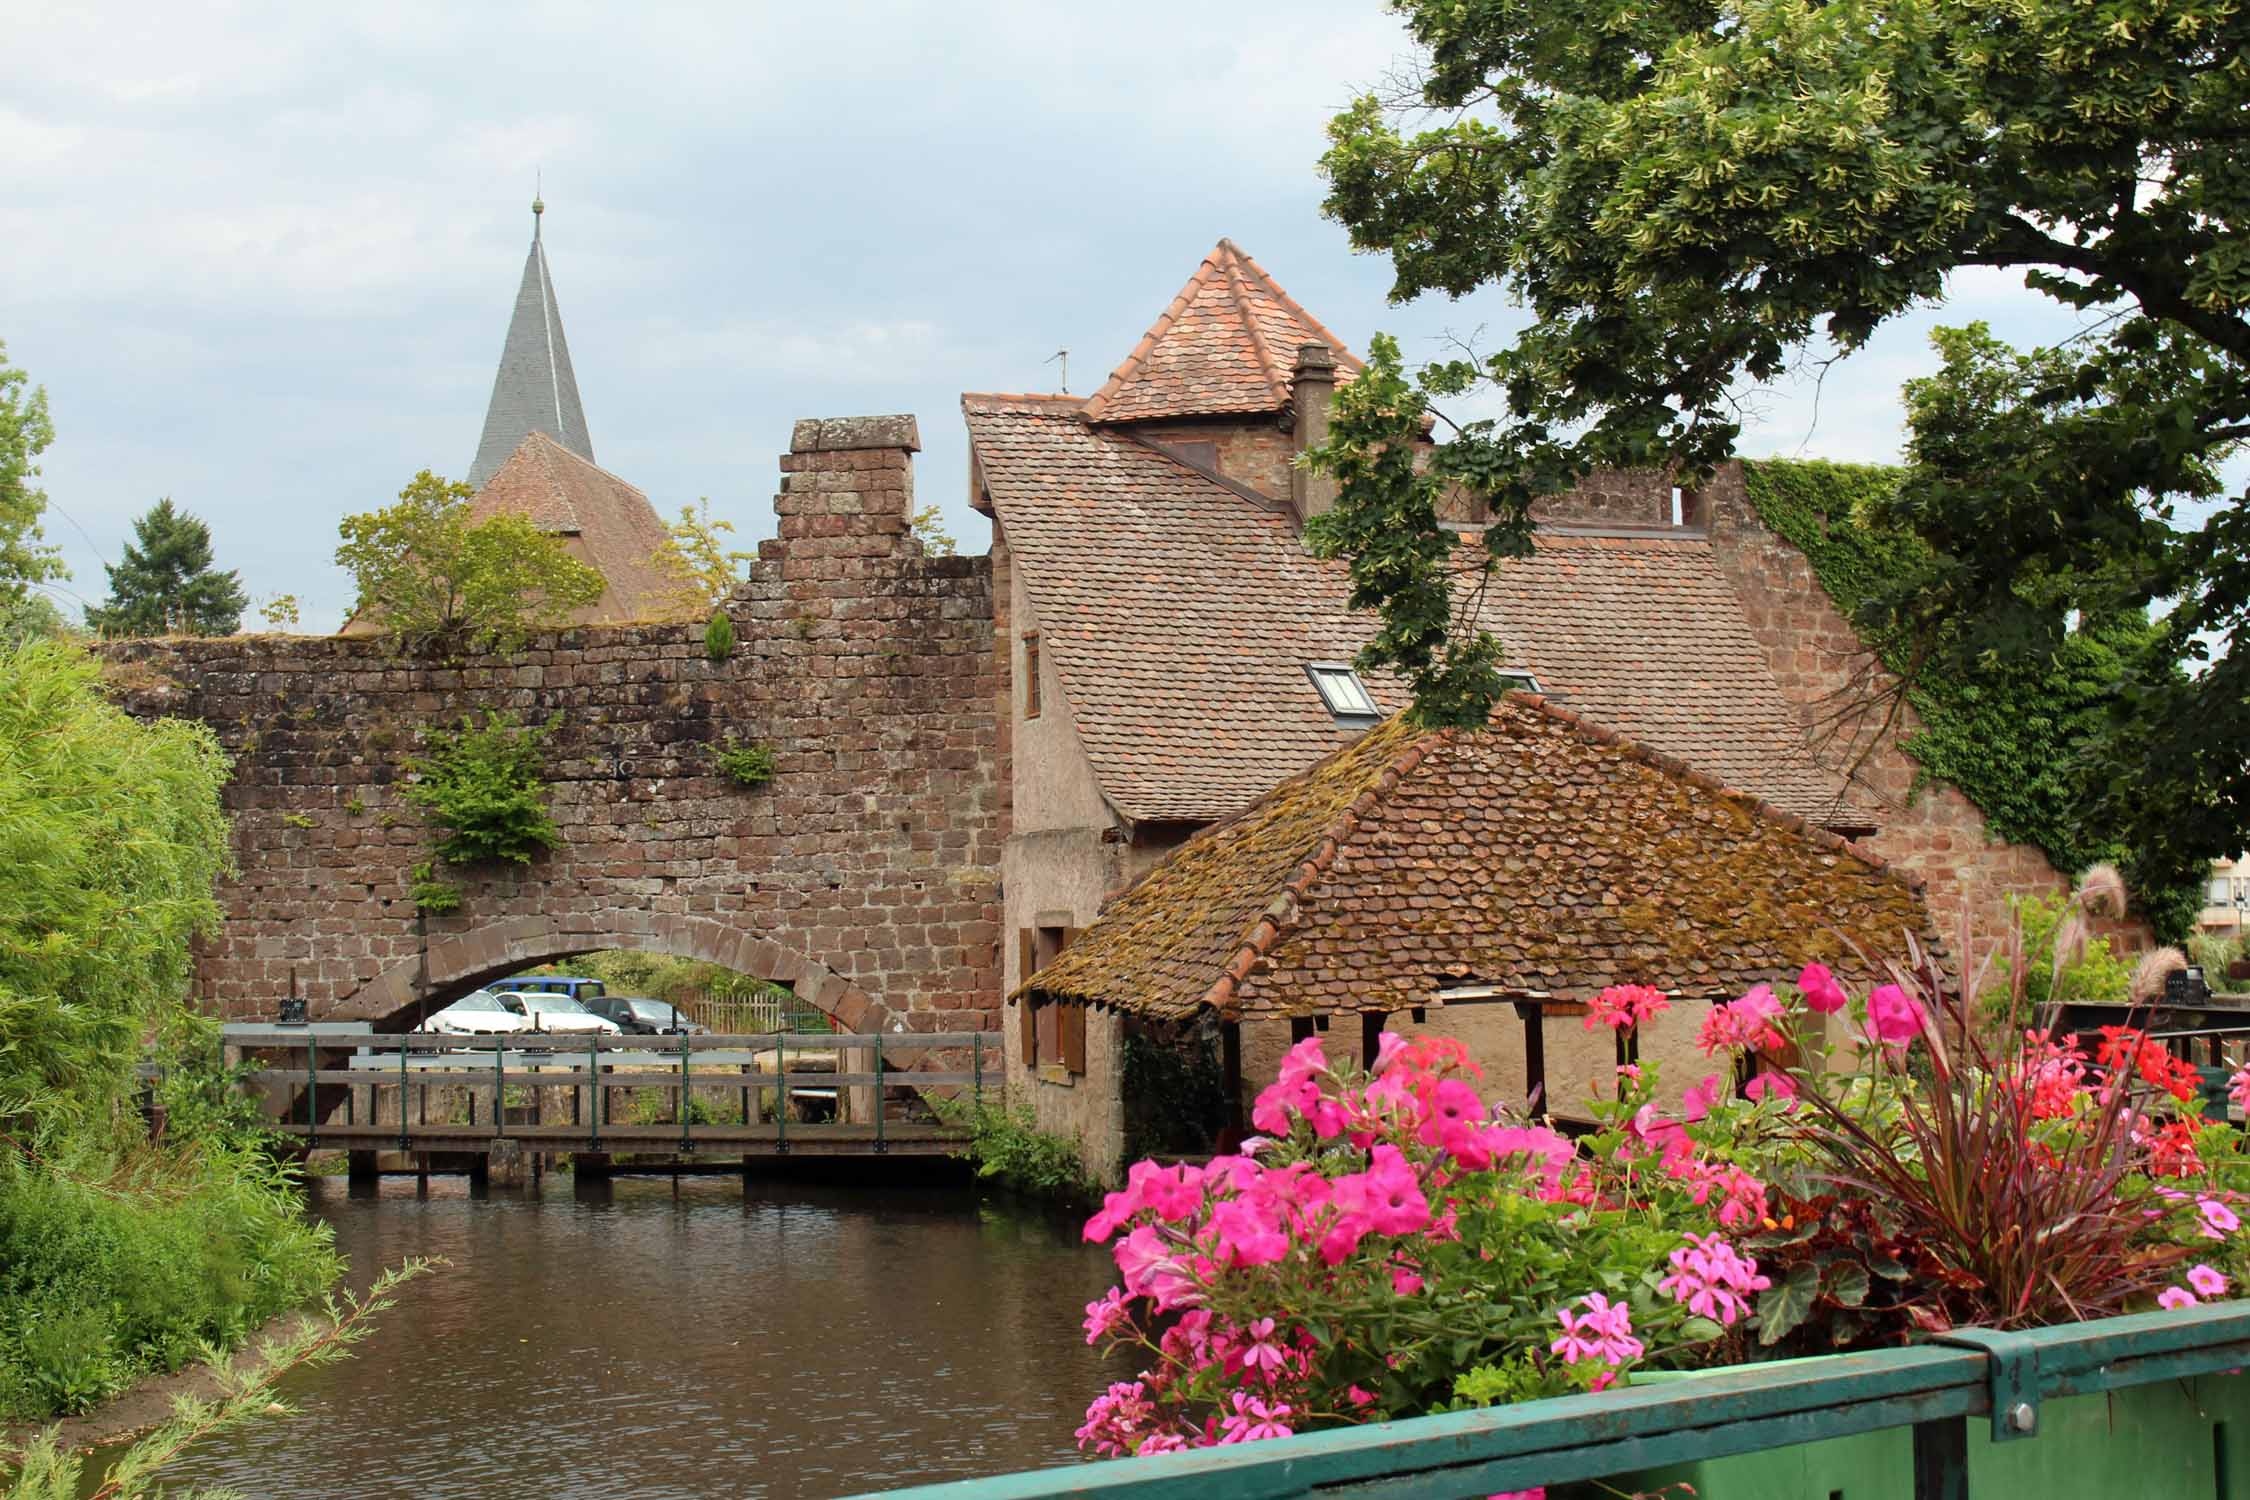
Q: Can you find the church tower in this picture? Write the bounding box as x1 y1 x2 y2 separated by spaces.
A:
468 195 594 488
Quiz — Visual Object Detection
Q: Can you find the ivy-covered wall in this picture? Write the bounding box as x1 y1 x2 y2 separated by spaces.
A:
1708 458 2186 937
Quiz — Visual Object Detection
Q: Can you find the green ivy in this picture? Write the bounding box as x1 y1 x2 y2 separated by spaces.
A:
401 711 563 869
1741 460 2195 934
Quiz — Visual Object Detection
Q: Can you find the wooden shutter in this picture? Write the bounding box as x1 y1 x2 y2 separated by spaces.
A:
1017 930 1039 1065
1060 1002 1087 1075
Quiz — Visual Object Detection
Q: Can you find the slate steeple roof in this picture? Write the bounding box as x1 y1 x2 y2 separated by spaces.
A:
468 197 594 489
1079 238 1364 424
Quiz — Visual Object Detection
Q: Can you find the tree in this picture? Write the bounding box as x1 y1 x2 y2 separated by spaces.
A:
84 499 247 638
910 503 957 557
650 499 753 613
336 470 606 652
1314 0 2250 907
0 341 64 608
0 594 66 649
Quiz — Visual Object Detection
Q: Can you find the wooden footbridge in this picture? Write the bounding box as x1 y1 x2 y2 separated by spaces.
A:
222 1024 999 1177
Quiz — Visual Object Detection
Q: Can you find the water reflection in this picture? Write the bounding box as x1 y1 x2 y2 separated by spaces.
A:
138 1171 1117 1500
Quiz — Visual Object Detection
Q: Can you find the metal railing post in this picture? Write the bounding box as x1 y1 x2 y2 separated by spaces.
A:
679 1034 694 1152
973 1032 983 1109
588 1039 600 1151
397 1039 409 1151
304 1036 316 1149
493 1038 505 1140
872 1030 885 1154
775 1031 787 1154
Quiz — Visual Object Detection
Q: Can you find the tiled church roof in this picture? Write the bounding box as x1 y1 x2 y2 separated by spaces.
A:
1080 239 1364 424
467 433 685 626
1022 699 1929 1021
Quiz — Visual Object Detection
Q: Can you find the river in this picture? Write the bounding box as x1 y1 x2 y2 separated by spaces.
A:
131 1169 1119 1500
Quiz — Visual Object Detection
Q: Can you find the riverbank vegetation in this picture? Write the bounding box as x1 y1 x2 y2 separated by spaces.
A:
935 1097 1102 1209
0 641 340 1422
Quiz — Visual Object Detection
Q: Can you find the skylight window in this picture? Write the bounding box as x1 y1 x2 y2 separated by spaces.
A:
1498 671 1544 695
1306 662 1380 722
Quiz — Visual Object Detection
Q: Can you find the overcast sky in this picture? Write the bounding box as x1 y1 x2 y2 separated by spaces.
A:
3 2 2106 633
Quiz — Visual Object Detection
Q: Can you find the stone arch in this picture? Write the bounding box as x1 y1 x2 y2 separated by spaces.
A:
337 914 893 1036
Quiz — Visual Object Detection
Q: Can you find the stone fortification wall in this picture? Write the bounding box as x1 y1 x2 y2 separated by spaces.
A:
103 416 1004 1031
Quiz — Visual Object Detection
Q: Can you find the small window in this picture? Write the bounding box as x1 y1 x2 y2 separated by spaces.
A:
1022 632 1042 719
1497 670 1543 695
1305 662 1379 723
2215 878 2236 904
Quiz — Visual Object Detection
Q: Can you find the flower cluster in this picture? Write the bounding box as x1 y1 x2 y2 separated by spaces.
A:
1585 984 1670 1033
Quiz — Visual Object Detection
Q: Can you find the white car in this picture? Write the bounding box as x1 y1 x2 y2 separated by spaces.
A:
414 988 537 1036
488 989 622 1036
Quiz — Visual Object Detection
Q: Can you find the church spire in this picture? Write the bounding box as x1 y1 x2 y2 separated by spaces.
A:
468 196 593 489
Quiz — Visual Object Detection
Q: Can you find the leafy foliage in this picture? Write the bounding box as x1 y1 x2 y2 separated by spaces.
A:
703 608 735 662
1742 457 2196 930
1318 0 2246 904
714 738 776 789
3 1258 433 1497
0 595 66 650
254 594 300 631
651 499 754 613
84 499 247 638
0 341 64 609
909 503 957 557
335 471 606 652
401 711 563 869
0 642 342 1423
934 1097 1100 1206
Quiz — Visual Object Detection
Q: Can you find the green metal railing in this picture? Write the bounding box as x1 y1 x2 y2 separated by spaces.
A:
848 1303 2250 1500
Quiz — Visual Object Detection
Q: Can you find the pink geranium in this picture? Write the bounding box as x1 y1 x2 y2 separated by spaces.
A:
1585 983 1671 1033
1864 983 1926 1050
1697 985 1787 1056
1217 1391 1294 1444
1658 1234 1771 1325
1797 961 1849 1014
1551 1292 1644 1368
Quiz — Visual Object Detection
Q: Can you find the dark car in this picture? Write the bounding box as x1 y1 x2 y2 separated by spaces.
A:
504 975 607 1004
589 996 706 1035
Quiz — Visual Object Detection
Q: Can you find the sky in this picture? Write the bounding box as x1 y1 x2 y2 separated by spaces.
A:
2 2 2112 633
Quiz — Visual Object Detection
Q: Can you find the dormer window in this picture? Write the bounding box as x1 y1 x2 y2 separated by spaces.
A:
1306 662 1379 724
1498 670 1544 695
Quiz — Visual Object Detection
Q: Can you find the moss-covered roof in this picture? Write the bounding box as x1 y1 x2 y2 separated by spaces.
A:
1024 696 1933 1020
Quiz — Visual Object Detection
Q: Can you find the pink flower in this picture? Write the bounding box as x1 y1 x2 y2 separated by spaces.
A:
2189 1264 2230 1299
1082 1286 1130 1344
1488 1491 1547 1500
1682 1073 1722 1122
1075 1380 1156 1456
1372 1031 1408 1074
1238 1316 1289 1378
1136 1432 1188 1456
1391 1266 1425 1297
1333 1144 1432 1237
1217 1391 1294 1444
2160 1286 2200 1311
2200 1197 2241 1240
1417 1077 1488 1149
2231 1065 2250 1118
1128 1160 1206 1222
1745 1071 1799 1105
1207 1197 1290 1268
1865 983 1926 1049
1797 961 1849 1014
1657 1234 1771 1326
1585 984 1670 1032
1551 1292 1645 1367
1276 1035 1329 1090
1697 985 1787 1056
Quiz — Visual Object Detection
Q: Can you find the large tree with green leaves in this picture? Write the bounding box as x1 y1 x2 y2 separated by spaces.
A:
337 470 606 653
0 341 65 608
85 498 248 638
1313 0 2250 909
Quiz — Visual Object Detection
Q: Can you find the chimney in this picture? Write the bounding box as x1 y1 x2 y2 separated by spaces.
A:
1289 341 1339 527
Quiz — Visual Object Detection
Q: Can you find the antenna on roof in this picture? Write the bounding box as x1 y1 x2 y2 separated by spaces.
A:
1045 348 1068 394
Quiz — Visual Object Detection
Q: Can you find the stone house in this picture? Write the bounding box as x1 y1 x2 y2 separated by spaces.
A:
966 238 2094 1170
1018 697 1934 1181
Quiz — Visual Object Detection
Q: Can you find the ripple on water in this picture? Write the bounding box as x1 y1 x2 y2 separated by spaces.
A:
110 1173 1119 1500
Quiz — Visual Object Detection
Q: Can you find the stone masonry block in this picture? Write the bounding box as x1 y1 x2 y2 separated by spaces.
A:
790 415 921 454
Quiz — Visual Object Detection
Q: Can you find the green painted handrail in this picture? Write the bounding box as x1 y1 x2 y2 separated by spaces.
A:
849 1303 2250 1500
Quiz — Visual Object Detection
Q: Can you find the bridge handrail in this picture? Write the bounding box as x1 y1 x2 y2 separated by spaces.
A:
841 1302 2250 1500
221 1028 999 1051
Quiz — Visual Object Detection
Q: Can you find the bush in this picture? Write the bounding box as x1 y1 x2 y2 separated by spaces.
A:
715 739 776 789
935 1097 1100 1206
703 609 736 662
401 711 563 867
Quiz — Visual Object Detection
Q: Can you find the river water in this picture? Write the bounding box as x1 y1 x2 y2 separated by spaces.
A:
137 1170 1119 1500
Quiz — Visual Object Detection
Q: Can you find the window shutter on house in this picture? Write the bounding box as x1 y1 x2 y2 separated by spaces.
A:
1017 930 1039 1064
1060 1002 1087 1075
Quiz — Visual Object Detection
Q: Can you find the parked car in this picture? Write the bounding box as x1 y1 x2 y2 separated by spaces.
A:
589 996 707 1035
414 989 537 1037
488 989 622 1035
502 974 607 1004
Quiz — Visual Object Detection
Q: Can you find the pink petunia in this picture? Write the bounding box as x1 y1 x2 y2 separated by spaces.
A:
2190 1264 2230 1299
2200 1196 2241 1240
2160 1286 2200 1310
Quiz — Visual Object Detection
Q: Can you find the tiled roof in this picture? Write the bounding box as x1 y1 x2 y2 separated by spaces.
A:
1023 699 1931 1021
1080 239 1364 425
967 396 1864 826
468 432 688 626
969 394 1394 821
470 206 594 489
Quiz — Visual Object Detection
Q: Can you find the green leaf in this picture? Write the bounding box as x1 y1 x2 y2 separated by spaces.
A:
1822 1259 1872 1309
1757 1263 1822 1347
